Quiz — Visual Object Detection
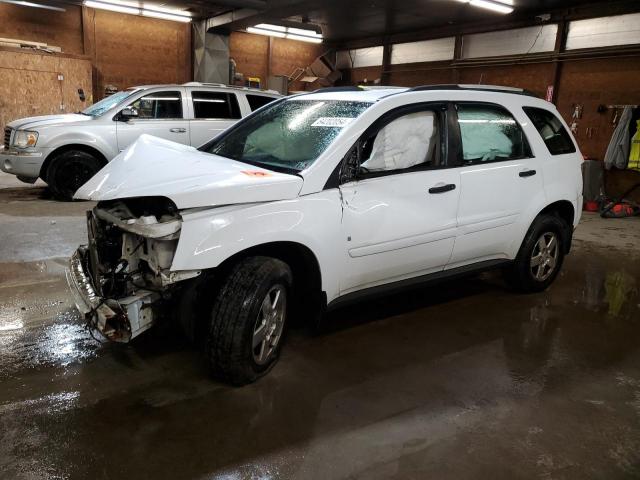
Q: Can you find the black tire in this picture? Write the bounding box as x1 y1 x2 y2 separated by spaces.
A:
207 256 292 385
506 214 567 293
46 150 103 201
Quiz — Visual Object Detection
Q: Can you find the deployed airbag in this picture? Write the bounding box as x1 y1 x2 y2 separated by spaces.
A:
361 111 435 171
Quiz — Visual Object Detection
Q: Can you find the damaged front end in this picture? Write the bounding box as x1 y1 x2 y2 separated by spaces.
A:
66 197 200 342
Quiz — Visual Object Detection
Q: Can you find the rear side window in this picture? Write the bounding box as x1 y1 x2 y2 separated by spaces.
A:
129 91 183 119
456 103 530 164
246 94 277 111
192 91 241 119
523 107 576 155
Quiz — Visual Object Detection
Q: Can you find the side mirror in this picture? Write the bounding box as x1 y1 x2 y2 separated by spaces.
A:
119 106 138 121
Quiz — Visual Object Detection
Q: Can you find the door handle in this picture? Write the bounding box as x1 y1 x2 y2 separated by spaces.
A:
428 183 456 194
519 169 537 178
170 128 187 133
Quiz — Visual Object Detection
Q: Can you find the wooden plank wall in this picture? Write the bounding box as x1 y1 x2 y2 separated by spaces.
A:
81 8 192 98
229 31 325 91
0 4 84 55
0 49 92 132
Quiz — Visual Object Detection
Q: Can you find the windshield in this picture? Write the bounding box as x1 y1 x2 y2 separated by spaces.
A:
82 89 138 116
205 99 372 173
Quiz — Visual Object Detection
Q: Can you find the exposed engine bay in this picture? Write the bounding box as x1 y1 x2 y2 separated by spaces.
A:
68 197 200 342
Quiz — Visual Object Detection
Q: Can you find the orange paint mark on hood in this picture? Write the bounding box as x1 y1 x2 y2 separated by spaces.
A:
242 170 272 177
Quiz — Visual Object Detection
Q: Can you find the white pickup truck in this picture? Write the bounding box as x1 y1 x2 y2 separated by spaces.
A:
68 85 583 385
0 82 280 200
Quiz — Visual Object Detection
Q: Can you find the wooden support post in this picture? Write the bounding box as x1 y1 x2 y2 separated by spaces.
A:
81 6 98 102
550 19 568 105
381 42 391 85
452 34 463 84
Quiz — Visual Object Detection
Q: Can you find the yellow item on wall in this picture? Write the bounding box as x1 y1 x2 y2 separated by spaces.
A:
629 120 640 171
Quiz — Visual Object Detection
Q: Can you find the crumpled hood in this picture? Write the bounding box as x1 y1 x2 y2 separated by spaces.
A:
74 134 304 209
8 114 91 130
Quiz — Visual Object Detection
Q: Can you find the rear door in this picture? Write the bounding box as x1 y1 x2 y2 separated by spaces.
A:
188 90 242 147
116 88 189 151
447 102 544 268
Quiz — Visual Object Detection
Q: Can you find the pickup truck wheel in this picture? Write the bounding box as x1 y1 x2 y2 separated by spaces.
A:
47 150 102 201
507 214 566 293
207 256 292 385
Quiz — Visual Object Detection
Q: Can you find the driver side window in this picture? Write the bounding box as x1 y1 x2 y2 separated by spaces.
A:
357 109 441 175
127 91 183 120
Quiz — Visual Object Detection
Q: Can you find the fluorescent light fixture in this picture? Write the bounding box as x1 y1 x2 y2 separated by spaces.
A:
247 27 286 38
255 23 287 32
83 0 191 22
142 10 191 22
457 0 513 14
0 0 66 11
84 0 138 15
248 23 323 43
285 33 322 43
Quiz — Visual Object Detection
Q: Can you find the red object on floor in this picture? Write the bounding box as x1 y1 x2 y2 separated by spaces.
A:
584 201 599 212
611 203 635 216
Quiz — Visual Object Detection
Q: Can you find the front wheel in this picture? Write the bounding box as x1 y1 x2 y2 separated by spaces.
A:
506 214 567 293
206 256 292 385
46 150 102 201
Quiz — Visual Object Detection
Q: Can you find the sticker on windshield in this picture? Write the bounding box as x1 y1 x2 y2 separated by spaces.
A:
311 117 355 128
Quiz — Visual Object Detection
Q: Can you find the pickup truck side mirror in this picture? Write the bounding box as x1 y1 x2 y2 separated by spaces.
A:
119 106 139 121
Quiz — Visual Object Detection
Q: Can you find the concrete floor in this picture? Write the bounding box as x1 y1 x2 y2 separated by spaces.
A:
1 172 640 480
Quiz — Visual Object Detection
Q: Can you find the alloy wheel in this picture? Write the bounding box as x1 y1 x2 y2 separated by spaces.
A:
252 285 287 365
530 232 559 282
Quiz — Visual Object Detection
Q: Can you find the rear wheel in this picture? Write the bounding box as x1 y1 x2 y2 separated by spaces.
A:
507 214 567 293
46 150 103 201
206 256 292 385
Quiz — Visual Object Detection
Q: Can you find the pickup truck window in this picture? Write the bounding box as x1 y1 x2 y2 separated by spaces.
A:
82 89 137 116
246 94 276 111
192 91 241 119
207 100 371 173
128 91 183 119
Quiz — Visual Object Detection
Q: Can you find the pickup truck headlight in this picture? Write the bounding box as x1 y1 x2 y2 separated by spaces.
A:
13 130 39 148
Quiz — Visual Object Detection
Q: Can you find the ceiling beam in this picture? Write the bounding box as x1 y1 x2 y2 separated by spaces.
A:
206 0 338 33
331 0 640 49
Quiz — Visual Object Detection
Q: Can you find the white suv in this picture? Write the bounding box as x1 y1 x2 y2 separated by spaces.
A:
67 85 583 385
0 82 280 200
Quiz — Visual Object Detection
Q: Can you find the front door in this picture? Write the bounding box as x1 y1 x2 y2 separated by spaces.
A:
116 89 189 151
447 102 544 268
338 105 460 294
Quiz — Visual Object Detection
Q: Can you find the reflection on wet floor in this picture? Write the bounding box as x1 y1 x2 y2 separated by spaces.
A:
1 239 639 479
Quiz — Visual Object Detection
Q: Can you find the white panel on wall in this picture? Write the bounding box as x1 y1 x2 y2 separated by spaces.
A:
336 46 384 69
462 24 558 58
566 13 640 50
390 37 455 64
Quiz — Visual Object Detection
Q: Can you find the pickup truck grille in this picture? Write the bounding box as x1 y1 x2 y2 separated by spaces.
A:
3 127 11 149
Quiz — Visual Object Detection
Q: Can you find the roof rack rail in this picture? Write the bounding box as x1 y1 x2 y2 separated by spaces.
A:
408 84 539 98
183 81 227 87
183 82 280 95
313 86 363 93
